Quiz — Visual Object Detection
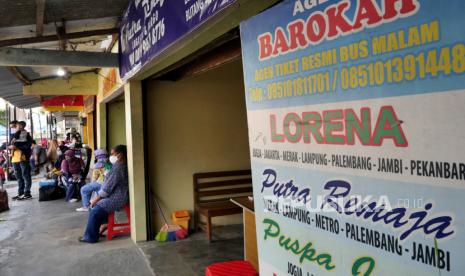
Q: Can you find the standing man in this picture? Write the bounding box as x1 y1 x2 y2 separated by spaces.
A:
10 121 33 200
66 128 81 144
31 140 47 175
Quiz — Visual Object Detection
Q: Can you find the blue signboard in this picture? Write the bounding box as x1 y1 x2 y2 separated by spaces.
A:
119 0 235 80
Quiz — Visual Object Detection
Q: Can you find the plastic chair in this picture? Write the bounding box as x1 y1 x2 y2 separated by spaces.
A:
205 260 258 276
107 204 131 240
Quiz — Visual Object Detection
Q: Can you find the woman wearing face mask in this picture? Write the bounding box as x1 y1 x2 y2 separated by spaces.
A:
76 149 112 212
61 149 84 202
54 141 68 170
79 145 128 243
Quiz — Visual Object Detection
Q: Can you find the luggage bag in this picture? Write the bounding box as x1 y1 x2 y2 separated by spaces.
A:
38 185 66 202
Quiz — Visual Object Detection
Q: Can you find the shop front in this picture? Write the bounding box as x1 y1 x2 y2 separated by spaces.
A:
115 0 465 275
94 55 150 243
106 94 126 150
96 67 125 150
116 0 280 245
83 96 96 150
145 58 250 232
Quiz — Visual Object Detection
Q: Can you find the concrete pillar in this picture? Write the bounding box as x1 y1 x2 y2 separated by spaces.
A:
82 119 88 144
124 81 147 242
96 102 107 149
29 108 34 139
87 112 95 150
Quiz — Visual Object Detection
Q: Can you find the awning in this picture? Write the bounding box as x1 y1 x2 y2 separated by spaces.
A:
0 67 41 108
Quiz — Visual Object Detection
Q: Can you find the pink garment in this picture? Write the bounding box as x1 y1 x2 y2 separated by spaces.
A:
61 158 83 175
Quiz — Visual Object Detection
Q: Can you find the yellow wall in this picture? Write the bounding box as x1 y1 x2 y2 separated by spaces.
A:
106 96 127 150
24 72 98 96
82 121 88 144
96 103 107 149
86 112 95 150
96 43 123 150
145 60 250 229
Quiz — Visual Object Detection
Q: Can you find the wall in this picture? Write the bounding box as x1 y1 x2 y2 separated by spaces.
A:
146 60 250 229
86 112 95 150
96 43 123 150
106 95 126 150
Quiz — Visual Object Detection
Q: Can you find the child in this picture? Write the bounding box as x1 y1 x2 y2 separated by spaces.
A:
11 121 32 160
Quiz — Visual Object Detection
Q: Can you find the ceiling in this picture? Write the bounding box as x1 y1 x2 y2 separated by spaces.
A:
0 0 129 108
54 110 80 122
0 0 128 28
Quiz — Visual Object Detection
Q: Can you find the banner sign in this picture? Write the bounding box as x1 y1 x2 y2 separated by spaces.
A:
42 96 84 112
240 0 465 275
119 0 236 80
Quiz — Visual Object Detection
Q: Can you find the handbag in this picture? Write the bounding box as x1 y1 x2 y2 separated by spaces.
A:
0 189 9 212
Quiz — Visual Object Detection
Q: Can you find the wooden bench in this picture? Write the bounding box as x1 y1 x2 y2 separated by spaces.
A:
193 170 253 241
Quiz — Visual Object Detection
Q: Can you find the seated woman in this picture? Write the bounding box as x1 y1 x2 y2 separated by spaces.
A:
54 141 68 170
76 149 112 212
79 145 128 243
46 139 58 173
61 149 84 202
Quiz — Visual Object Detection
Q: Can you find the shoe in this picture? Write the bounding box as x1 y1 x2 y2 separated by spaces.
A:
78 237 90 243
16 195 27 200
76 207 89 212
69 198 78 203
22 194 32 200
12 195 23 200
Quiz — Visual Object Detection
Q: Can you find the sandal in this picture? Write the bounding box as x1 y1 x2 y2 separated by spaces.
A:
99 224 108 237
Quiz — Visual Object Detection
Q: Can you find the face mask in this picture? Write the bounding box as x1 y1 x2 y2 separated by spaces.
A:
109 155 118 164
10 128 16 134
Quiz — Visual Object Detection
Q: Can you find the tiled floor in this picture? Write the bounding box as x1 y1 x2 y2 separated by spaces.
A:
139 225 245 276
1 175 245 276
0 183 153 276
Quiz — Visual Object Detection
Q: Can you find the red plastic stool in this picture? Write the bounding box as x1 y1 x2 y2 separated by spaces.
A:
107 204 131 240
205 260 258 276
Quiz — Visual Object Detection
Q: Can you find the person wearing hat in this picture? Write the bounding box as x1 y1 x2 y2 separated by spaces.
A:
76 149 112 212
61 149 85 202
